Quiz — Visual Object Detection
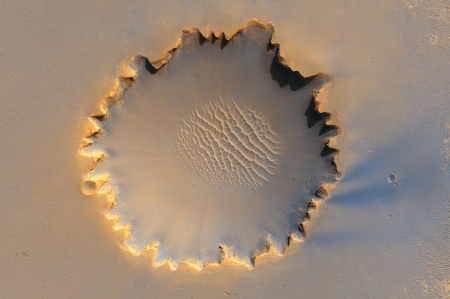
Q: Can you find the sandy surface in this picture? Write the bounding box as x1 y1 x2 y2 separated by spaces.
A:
1 1 449 298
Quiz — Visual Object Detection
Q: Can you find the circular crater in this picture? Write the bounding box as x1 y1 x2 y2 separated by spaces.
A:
80 20 341 270
81 180 97 195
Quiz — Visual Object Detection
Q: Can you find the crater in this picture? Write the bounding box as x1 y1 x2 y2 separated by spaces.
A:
81 180 97 195
80 20 341 270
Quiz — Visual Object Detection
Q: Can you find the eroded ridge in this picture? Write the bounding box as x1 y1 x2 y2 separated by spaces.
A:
176 100 279 191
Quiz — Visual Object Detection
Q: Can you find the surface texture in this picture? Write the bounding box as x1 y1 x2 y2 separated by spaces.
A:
0 0 448 298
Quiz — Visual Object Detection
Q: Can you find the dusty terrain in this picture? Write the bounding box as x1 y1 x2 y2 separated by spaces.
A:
1 1 448 298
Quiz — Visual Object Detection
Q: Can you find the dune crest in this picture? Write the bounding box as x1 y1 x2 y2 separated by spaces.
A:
80 20 341 270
